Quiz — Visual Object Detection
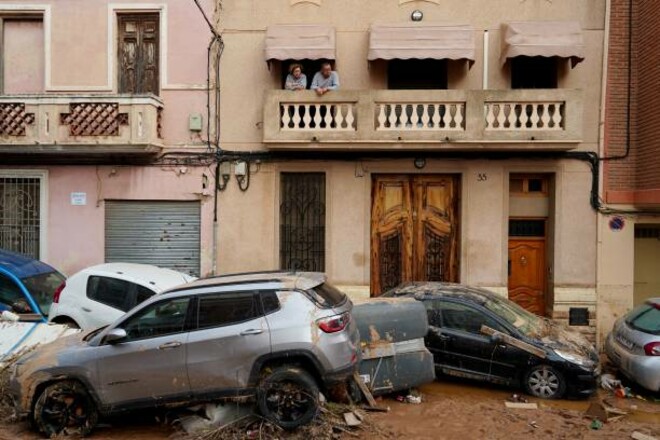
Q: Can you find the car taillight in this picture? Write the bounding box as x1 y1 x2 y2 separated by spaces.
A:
644 342 660 356
317 312 350 333
53 281 66 303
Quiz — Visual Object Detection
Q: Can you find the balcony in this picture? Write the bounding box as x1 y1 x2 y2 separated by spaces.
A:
263 89 583 150
0 94 163 162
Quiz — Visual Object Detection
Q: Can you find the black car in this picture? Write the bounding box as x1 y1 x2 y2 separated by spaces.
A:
384 283 600 399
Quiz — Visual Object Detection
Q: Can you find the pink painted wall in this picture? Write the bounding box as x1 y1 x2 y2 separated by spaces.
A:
0 0 215 146
4 19 44 93
46 166 215 277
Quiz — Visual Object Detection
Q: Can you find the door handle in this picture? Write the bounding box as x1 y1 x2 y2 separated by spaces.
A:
240 329 264 336
82 307 92 312
158 341 182 350
438 334 451 341
497 344 507 349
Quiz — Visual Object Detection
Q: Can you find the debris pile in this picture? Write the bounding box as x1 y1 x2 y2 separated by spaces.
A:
174 402 393 440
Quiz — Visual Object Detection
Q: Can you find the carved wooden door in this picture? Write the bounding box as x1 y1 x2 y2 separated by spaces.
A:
508 239 546 315
371 175 459 296
118 14 159 94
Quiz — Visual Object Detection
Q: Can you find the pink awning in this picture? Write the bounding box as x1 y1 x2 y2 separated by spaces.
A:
265 24 335 61
500 21 585 67
368 23 475 64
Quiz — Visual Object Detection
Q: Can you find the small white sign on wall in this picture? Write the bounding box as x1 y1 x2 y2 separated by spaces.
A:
70 192 87 206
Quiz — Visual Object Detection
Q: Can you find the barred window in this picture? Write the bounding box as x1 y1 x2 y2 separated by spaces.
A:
280 173 326 271
0 177 41 258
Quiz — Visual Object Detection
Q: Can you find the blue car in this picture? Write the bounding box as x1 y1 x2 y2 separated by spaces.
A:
0 249 66 322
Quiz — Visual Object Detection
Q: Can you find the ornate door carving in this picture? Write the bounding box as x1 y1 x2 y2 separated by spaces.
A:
371 175 459 296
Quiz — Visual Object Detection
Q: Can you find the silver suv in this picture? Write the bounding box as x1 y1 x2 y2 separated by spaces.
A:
9 271 359 436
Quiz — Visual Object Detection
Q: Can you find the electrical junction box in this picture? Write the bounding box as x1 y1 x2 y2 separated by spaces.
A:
189 114 203 132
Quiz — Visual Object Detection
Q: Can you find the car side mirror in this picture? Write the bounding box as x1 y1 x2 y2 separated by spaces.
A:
104 328 127 344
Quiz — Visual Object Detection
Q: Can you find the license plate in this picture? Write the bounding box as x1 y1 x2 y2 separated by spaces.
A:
616 334 634 350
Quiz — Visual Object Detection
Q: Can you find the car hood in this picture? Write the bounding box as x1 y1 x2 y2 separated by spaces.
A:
538 319 597 360
15 331 88 375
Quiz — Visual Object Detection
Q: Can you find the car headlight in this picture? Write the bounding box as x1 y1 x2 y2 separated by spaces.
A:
554 349 595 368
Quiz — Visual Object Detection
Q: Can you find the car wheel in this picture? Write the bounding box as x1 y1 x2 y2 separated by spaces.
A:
524 365 566 399
257 366 319 430
58 318 80 329
33 380 98 437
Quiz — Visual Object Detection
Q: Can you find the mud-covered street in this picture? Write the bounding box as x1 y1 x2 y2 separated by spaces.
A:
2 378 658 440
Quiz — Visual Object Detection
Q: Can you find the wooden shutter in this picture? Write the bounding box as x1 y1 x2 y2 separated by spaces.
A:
118 14 159 94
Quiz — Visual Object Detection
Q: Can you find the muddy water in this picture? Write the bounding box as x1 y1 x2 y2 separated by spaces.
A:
420 379 660 423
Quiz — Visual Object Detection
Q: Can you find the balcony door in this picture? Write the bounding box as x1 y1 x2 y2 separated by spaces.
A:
118 13 159 94
371 175 460 296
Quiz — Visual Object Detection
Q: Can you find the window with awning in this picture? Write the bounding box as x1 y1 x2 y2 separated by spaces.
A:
500 21 585 68
264 24 335 61
367 23 475 65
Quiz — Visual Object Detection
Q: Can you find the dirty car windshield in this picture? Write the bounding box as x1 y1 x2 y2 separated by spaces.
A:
306 283 347 308
626 303 660 335
484 295 543 338
21 271 65 316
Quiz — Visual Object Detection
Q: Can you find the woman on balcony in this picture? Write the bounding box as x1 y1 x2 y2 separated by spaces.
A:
285 64 307 91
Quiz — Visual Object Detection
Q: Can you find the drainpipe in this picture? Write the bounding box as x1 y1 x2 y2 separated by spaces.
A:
483 30 489 89
595 0 612 349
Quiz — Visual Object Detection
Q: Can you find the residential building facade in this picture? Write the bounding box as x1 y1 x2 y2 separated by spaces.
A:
216 0 606 340
598 0 660 341
0 0 216 278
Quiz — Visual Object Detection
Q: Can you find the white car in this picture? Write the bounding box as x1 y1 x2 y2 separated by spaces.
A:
48 263 195 330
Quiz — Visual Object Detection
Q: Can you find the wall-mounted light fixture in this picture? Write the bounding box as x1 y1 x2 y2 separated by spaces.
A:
411 10 423 22
217 161 231 191
234 160 250 192
414 157 426 169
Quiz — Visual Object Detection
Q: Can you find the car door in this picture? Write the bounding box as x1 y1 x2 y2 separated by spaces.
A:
424 299 506 377
186 291 271 395
94 296 192 407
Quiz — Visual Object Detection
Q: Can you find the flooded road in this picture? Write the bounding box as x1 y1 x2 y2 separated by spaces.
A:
361 378 659 440
1 377 658 439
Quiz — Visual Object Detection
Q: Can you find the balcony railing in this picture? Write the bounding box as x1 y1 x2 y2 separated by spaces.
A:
0 94 163 156
264 89 582 149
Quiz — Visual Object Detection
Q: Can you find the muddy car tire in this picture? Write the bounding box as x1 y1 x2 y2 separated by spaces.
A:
33 380 98 437
524 365 566 399
257 366 319 430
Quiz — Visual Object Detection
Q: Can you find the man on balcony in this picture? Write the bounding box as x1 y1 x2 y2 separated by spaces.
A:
311 62 340 96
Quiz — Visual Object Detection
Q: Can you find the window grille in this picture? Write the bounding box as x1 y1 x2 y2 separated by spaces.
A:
0 177 41 258
280 173 326 271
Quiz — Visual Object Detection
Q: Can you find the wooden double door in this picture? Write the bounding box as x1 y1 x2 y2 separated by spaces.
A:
371 175 460 296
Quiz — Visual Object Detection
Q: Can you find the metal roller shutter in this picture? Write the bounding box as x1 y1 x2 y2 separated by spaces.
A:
105 201 200 276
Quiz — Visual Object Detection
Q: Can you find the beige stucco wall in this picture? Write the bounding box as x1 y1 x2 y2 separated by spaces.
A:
634 234 660 305
219 0 605 152
216 0 604 336
217 158 597 291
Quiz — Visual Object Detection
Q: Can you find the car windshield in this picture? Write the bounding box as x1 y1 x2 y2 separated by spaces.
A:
626 302 660 335
21 271 65 316
483 294 544 338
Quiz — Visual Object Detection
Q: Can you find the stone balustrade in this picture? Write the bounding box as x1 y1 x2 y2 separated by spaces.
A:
264 89 582 149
